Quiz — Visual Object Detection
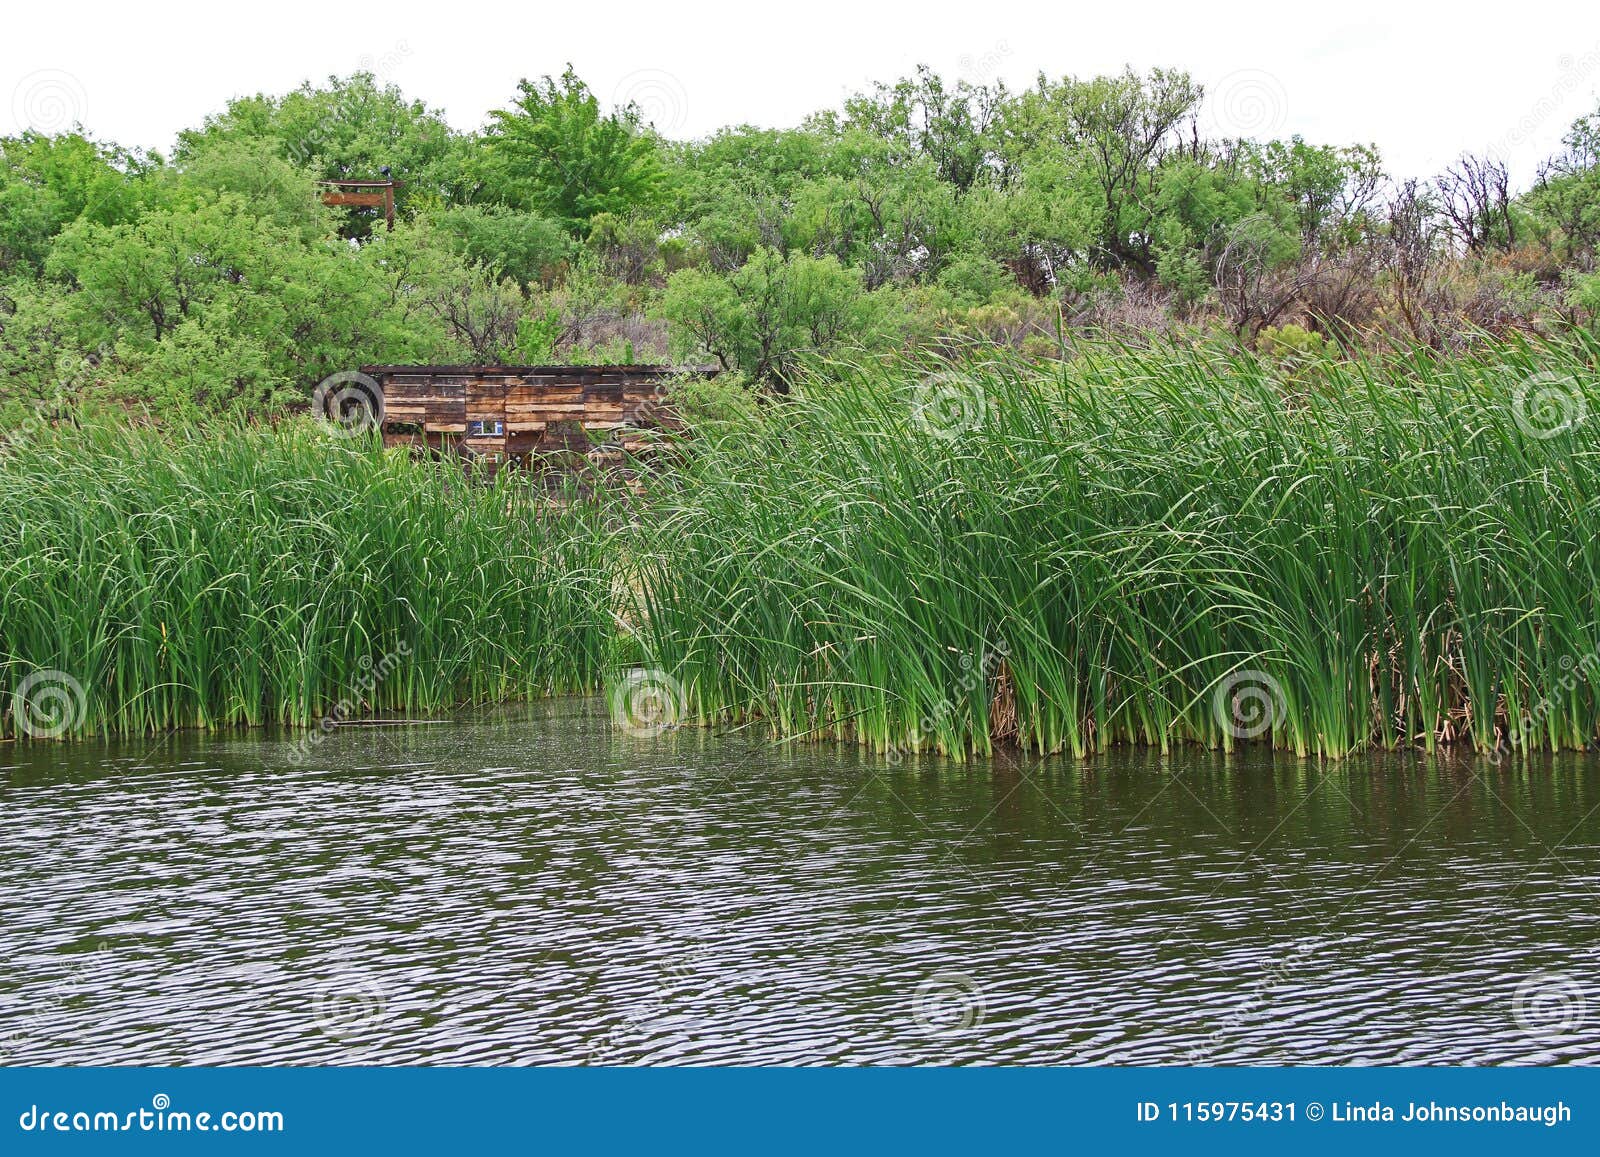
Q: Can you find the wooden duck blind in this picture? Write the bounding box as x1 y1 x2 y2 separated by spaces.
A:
364 363 716 466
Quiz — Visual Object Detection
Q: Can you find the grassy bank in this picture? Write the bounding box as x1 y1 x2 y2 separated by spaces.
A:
626 333 1600 758
1 420 612 739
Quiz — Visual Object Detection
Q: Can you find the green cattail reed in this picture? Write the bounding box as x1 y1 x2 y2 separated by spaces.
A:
1 418 614 739
622 330 1600 760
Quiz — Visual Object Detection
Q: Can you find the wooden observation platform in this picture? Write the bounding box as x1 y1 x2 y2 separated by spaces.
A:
319 180 397 230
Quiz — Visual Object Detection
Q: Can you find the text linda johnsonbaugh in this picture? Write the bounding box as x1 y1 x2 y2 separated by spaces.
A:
1136 1100 1572 1126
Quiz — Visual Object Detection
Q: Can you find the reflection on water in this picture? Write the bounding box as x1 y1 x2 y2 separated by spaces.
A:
2 699 1598 1065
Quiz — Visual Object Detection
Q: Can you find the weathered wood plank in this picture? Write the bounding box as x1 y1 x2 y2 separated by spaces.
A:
369 363 712 470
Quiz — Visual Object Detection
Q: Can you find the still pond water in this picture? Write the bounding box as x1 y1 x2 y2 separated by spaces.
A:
3 699 1598 1066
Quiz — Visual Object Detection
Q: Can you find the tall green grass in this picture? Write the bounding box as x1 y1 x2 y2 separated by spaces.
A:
1 419 613 739
623 332 1600 759
13 337 1600 758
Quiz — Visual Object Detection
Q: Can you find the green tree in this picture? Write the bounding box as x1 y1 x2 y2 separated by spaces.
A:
176 72 465 237
479 67 667 235
0 132 154 273
1000 68 1203 272
0 279 89 418
170 136 331 239
44 192 457 411
1253 138 1383 246
660 248 878 385
962 156 1099 293
1528 108 1600 263
788 149 963 288
432 203 572 287
839 65 1004 192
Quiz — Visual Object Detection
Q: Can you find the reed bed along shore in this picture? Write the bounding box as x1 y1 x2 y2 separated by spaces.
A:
625 332 1600 759
1 421 613 740
9 334 1600 759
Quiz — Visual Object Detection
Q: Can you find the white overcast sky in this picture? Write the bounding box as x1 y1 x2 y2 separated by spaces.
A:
5 0 1599 187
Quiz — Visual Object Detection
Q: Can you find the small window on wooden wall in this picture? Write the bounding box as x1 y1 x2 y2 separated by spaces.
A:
467 420 504 436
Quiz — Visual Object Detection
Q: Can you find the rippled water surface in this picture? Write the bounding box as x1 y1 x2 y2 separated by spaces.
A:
3 699 1599 1065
